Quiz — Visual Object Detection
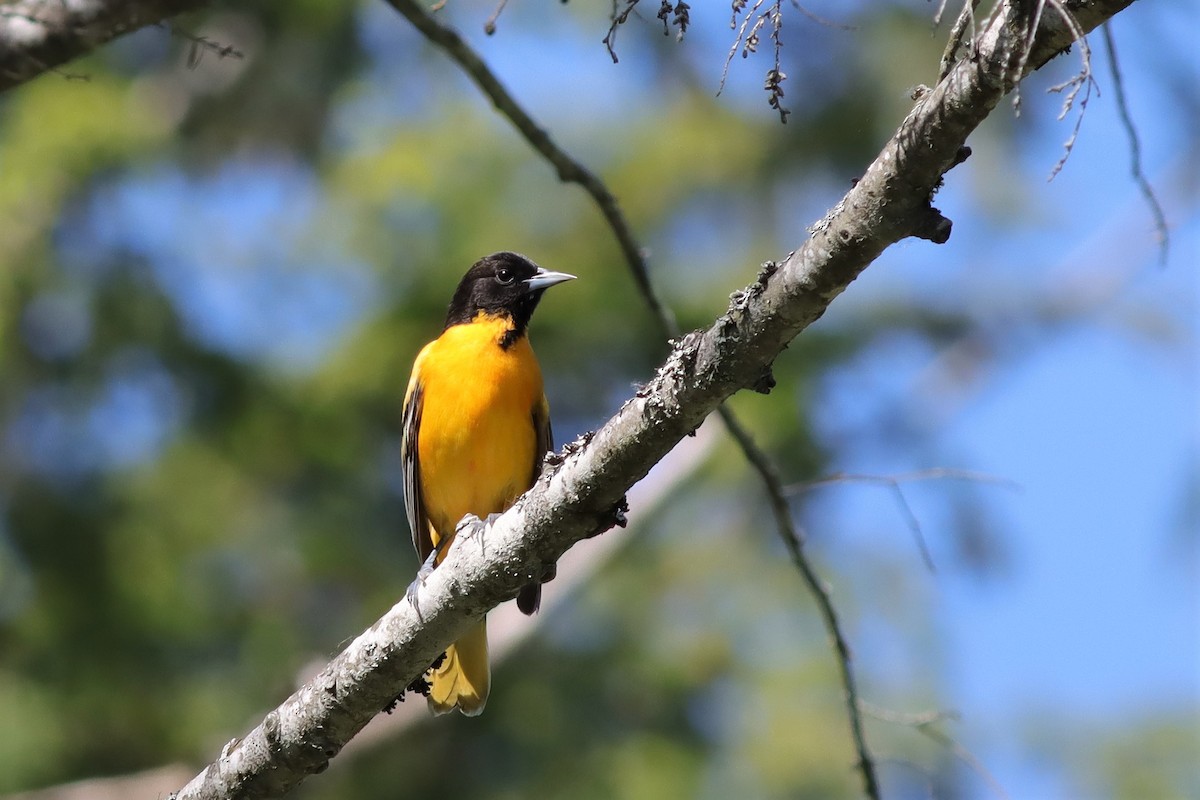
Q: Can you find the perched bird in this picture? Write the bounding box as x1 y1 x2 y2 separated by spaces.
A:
401 251 575 716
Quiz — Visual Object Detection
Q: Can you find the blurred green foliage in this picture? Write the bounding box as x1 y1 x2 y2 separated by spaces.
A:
0 2 1193 799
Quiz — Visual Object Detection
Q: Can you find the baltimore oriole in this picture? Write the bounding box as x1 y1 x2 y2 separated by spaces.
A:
401 251 575 716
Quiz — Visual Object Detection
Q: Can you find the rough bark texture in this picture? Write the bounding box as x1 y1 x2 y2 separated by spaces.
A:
0 0 208 92
167 0 1139 797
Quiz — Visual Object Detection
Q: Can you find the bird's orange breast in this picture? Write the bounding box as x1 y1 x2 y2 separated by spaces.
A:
413 313 544 545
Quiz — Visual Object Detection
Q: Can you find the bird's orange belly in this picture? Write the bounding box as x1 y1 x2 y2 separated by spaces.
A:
415 322 542 549
419 397 537 544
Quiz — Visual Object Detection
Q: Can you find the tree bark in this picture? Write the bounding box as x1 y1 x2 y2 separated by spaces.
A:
168 1 1139 797
0 0 208 92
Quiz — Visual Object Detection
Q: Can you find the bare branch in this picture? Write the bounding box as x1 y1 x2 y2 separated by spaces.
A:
0 0 211 93
1100 22 1170 263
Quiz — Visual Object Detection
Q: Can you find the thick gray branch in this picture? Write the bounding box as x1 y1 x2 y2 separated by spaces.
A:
0 0 208 92
173 1 1137 797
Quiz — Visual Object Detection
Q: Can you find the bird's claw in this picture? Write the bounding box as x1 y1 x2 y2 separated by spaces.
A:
404 548 440 615
458 512 499 542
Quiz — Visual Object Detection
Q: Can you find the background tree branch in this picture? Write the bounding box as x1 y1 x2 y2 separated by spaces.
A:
0 0 209 92
167 2 1141 797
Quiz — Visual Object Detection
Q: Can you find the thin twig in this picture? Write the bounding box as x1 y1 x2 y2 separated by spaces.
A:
1040 0 1098 180
722 0 797 120
390 3 879 796
858 698 960 727
163 24 245 69
790 467 1020 492
1100 23 1169 264
603 0 641 64
766 0 791 123
790 0 855 31
718 0 766 96
919 725 1010 800
937 0 979 83
1046 66 1095 181
860 700 1009 799
893 484 934 571
1008 0 1048 116
484 0 509 35
787 468 1020 573
932 0 951 29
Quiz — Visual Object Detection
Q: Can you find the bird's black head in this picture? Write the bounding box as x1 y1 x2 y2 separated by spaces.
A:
444 252 575 342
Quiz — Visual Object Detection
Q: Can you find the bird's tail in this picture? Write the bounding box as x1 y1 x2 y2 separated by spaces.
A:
428 619 490 716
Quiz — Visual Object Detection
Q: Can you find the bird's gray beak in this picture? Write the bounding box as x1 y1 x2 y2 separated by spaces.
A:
523 268 577 292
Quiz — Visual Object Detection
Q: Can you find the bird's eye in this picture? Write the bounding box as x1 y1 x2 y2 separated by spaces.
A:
495 268 514 285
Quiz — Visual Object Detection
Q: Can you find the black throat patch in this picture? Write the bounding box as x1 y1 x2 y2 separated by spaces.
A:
498 319 525 350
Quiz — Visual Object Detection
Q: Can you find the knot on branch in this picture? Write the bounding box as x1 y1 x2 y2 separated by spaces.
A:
591 496 630 537
752 366 777 395
912 204 953 244
909 147 968 245
949 145 972 170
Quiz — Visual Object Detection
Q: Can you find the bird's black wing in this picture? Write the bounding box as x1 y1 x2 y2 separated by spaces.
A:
516 396 554 615
401 378 432 561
